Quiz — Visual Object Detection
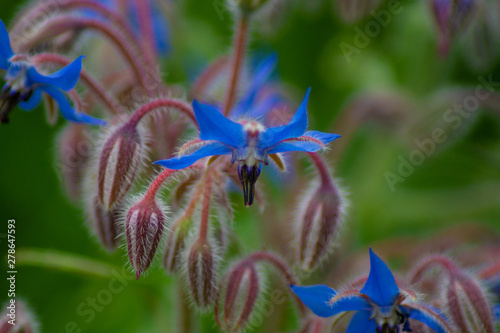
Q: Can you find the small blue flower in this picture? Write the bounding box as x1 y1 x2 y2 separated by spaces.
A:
154 70 340 206
291 249 453 333
0 20 106 126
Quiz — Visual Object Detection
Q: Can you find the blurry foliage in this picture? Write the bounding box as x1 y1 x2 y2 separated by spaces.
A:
0 0 499 332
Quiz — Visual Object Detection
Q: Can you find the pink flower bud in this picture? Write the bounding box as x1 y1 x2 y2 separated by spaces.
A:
0 300 39 333
215 259 261 331
446 272 495 333
298 315 325 333
56 124 92 201
186 238 218 308
90 195 121 252
125 196 167 279
295 179 347 271
97 122 145 209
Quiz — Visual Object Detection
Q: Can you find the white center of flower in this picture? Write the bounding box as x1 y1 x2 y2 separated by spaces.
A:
371 305 405 331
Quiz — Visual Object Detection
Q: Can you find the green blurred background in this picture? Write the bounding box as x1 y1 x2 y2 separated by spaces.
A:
1 0 500 332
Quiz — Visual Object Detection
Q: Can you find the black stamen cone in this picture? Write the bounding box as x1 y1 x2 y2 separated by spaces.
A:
0 85 26 124
238 164 261 207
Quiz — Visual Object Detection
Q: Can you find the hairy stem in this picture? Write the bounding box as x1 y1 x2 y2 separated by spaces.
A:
127 98 196 128
190 55 229 99
32 53 122 115
307 152 333 189
198 171 214 241
223 15 249 116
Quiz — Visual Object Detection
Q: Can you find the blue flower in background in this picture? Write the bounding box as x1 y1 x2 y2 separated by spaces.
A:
0 20 106 125
155 55 340 206
291 249 453 333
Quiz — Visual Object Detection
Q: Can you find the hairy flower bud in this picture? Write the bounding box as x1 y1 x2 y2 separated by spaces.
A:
163 215 193 273
97 122 145 209
125 196 167 279
56 124 92 201
90 195 121 251
431 0 477 55
296 179 347 272
215 259 261 332
185 238 218 308
0 300 39 333
446 272 495 333
298 315 325 333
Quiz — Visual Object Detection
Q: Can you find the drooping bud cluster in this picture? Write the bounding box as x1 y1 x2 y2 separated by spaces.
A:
124 195 167 279
295 153 347 272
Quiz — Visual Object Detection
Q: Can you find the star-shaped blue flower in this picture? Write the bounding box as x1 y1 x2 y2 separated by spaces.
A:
154 57 340 206
0 20 106 126
291 249 452 333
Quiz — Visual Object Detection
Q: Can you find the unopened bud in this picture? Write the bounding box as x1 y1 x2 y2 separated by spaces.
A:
125 196 167 279
446 272 495 333
296 179 347 271
56 124 92 201
298 315 325 333
90 195 120 251
0 300 39 333
163 216 193 273
186 238 218 308
97 122 145 209
215 259 261 332
431 0 477 55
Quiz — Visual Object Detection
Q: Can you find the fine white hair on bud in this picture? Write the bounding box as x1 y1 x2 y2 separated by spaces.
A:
123 193 169 279
88 195 121 252
96 121 146 210
294 177 349 272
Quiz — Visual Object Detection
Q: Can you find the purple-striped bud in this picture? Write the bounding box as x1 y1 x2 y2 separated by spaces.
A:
431 0 477 55
185 238 218 308
295 179 347 271
125 196 167 279
90 195 121 251
97 122 145 209
0 300 39 333
215 259 261 331
163 216 193 273
446 272 495 333
56 124 92 201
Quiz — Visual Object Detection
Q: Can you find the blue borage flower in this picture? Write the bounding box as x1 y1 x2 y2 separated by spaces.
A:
154 56 340 206
0 20 106 126
291 249 453 333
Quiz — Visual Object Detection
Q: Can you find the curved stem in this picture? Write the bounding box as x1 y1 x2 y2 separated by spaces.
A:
144 164 204 203
32 53 122 115
11 0 141 53
17 16 146 85
247 251 307 315
307 152 333 188
127 98 197 128
190 55 229 99
133 0 157 67
408 254 458 284
223 15 249 116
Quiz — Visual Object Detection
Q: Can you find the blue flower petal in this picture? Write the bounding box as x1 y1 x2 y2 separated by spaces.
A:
346 310 377 333
291 285 370 318
494 304 499 322
26 56 85 91
360 248 400 307
259 88 311 148
243 93 283 120
0 20 13 70
404 304 452 333
193 100 244 148
232 53 277 118
267 131 340 155
304 131 341 145
18 89 42 111
154 141 233 169
41 85 107 126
